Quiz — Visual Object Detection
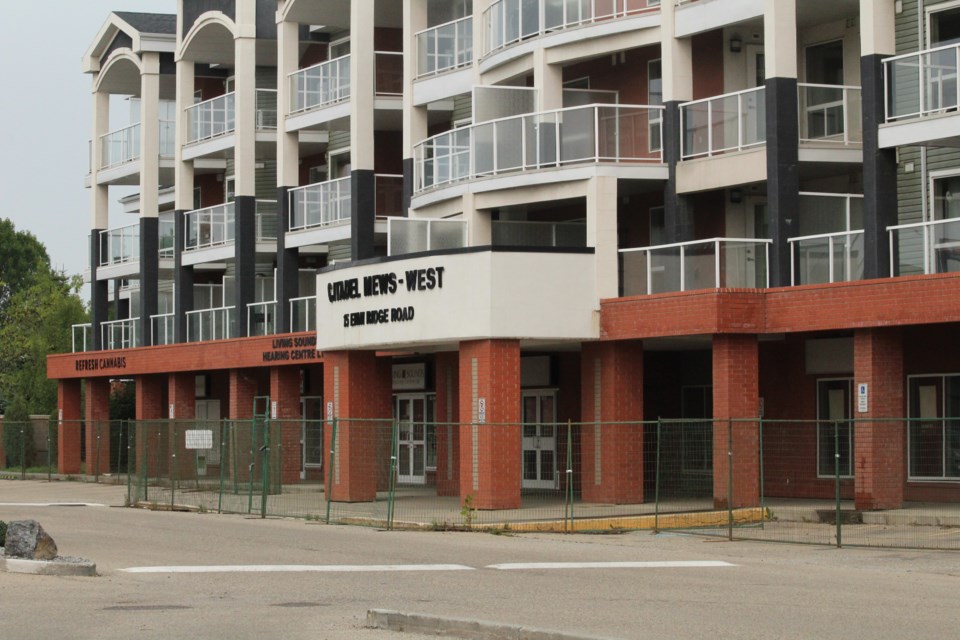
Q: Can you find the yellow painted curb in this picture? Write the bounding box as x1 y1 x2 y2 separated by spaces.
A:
483 507 768 533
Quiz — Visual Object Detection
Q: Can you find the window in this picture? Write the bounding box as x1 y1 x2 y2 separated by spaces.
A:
909 375 960 480
929 4 960 47
225 175 235 203
648 59 662 153
932 174 960 220
681 386 712 474
817 379 853 478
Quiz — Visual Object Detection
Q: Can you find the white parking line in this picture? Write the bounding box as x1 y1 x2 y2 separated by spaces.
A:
0 502 106 507
121 564 476 574
486 561 736 570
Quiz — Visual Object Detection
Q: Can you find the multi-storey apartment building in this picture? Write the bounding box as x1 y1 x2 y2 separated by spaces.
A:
48 0 960 512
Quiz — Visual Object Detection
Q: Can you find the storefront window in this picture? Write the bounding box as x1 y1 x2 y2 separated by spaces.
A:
909 375 960 479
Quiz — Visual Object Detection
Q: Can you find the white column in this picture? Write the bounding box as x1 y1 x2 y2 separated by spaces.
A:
174 58 195 211
234 23 258 197
860 0 896 57
351 0 376 171
91 85 109 229
586 176 619 300
277 18 300 187
764 0 797 80
661 0 692 103
533 46 563 112
140 52 161 219
403 0 429 160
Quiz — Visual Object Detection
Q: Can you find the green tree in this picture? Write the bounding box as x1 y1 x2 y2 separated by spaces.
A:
0 219 51 327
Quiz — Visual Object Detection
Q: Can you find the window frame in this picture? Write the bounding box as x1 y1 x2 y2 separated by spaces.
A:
907 373 960 482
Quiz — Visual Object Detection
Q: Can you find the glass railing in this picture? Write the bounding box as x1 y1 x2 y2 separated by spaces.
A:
100 123 140 169
186 92 235 143
620 237 771 295
159 216 175 258
417 16 473 77
247 301 277 337
789 230 865 285
485 0 660 55
798 83 861 145
289 177 352 231
102 317 138 350
415 103 663 192
186 305 235 342
256 89 278 129
98 224 140 267
289 55 351 114
72 323 92 353
681 87 766 159
889 217 960 276
388 218 469 256
290 295 316 333
884 44 960 121
256 200 278 241
376 52 404 95
184 202 235 251
492 220 587 247
151 312 175 346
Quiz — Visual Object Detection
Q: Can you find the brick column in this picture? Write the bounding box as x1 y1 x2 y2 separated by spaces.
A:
712 334 760 509
85 378 111 475
57 379 82 474
229 369 259 483
323 351 392 502
136 375 167 479
168 373 196 478
458 340 521 510
270 366 303 484
854 328 904 510
435 352 460 497
580 341 644 504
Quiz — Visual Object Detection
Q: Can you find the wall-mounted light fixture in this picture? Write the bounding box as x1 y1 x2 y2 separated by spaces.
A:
729 188 743 204
729 37 742 53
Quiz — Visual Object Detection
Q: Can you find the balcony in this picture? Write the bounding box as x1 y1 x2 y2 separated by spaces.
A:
102 317 138 350
290 296 316 333
620 238 771 296
417 16 473 78
186 306 235 342
99 224 140 267
99 123 141 170
798 83 861 146
247 301 277 337
187 93 235 144
414 103 663 193
288 177 351 232
882 44 960 147
890 217 960 276
388 218 469 256
72 323 92 353
491 220 586 248
288 53 401 118
681 87 766 159
789 193 865 286
151 312 174 346
484 0 660 56
184 201 277 253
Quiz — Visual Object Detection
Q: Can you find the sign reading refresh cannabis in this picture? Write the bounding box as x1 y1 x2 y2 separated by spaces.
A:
325 266 445 328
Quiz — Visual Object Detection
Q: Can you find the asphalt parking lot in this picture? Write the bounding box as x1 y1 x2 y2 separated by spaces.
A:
2 480 959 639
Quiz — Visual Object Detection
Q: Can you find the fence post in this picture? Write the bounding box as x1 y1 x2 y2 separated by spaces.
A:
325 418 338 524
566 419 574 532
19 426 25 480
727 419 734 542
247 420 256 515
654 418 661 534
835 420 842 549
142 423 149 503
126 424 132 505
95 422 101 483
171 423 178 511
218 421 226 514
759 415 765 530
117 422 124 486
47 424 52 482
260 417 270 519
387 419 398 531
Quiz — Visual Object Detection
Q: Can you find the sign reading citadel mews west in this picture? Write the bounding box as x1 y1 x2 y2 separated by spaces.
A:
315 252 599 352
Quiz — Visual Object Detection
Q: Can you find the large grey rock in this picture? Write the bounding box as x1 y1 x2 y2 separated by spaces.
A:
5 520 57 560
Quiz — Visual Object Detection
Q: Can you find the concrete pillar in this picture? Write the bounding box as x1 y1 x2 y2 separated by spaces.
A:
533 46 563 113
458 339 521 510
403 0 429 213
90 85 110 351
323 351 393 502
853 328 904 510
586 176 620 300
580 341 644 504
57 380 82 474
276 18 301 331
270 366 303 484
234 24 258 337
85 378 111 476
661 0 694 243
174 59 195 343
712 334 760 509
435 351 460 496
139 52 161 346
351 0 377 259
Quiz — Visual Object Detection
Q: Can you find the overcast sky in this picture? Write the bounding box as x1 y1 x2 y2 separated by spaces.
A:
0 1 175 278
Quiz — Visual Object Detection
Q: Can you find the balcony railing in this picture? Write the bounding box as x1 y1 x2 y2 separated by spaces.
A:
185 202 235 251
889 217 960 276
415 103 663 192
72 323 92 353
99 224 140 267
256 200 278 241
186 92 235 143
681 87 766 159
99 123 140 169
159 217 175 258
388 218 469 256
151 312 175 346
289 55 351 114
102 317 138 350
290 295 316 333
620 237 771 295
186 306 235 342
884 43 960 122
789 230 865 286
417 16 473 78
289 177 351 231
798 83 862 145
247 301 277 337
485 0 660 55
492 220 587 248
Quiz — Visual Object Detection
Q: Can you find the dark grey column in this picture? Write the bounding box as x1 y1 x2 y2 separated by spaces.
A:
90 230 108 351
173 210 194 343
351 169 376 259
276 186 299 333
402 157 414 216
765 77 800 288
234 195 257 338
139 216 159 346
663 101 695 243
861 53 898 279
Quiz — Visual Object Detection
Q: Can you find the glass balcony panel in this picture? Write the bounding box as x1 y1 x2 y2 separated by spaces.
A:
924 49 959 112
722 242 763 288
682 102 711 157
620 251 650 296
474 123 495 175
290 56 351 113
248 301 277 337
430 220 469 250
559 106 595 162
683 242 717 290
933 218 960 274
494 118 524 172
847 232 865 281
290 296 316 333
151 313 175 346
184 203 236 251
186 93 236 143
648 246 682 294
392 219 430 255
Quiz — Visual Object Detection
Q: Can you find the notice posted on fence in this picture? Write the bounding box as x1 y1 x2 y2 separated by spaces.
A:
185 430 214 450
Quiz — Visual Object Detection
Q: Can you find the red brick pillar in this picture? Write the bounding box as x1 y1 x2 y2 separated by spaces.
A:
323 351 392 502
580 341 644 504
712 334 760 509
435 351 460 497
85 378 111 475
168 373 196 478
458 339 521 510
854 328 904 510
57 379 82 474
135 375 167 478
229 369 258 482
270 366 302 484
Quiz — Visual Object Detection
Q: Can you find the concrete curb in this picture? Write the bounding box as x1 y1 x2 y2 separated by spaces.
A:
1 554 97 577
366 609 621 640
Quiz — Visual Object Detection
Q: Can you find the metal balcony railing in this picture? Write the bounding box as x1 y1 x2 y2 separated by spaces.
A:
102 317 138 350
289 55 351 114
99 123 140 169
884 43 960 121
98 224 140 267
186 92 235 143
798 83 862 145
414 103 663 192
72 323 92 353
289 177 352 232
417 16 473 78
789 230 865 285
247 301 277 337
388 218 469 256
620 237 771 295
186 306 235 342
889 217 960 276
184 202 235 251
681 87 766 159
151 312 175 346
256 89 278 129
290 296 316 333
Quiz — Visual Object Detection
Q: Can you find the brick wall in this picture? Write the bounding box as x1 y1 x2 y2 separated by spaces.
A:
85 378 111 475
270 366 302 484
58 379 82 474
434 351 460 497
712 335 760 509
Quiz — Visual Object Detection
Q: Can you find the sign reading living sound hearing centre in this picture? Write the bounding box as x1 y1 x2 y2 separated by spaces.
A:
315 251 599 352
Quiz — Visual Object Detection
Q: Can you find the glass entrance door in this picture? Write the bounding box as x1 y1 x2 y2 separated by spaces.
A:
396 395 427 485
522 390 557 490
301 396 324 480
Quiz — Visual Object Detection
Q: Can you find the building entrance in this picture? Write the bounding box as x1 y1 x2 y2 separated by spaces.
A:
301 396 324 480
395 394 434 485
521 390 557 490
